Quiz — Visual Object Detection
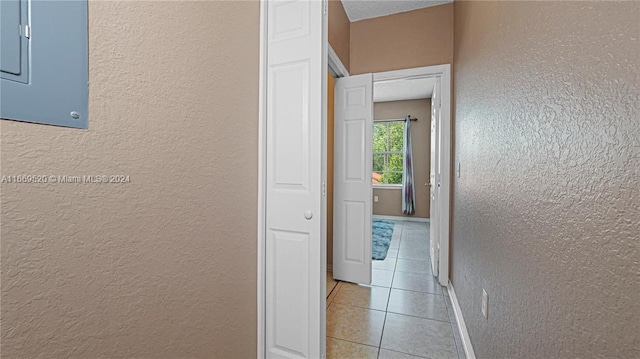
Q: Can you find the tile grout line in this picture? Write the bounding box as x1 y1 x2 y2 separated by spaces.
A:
377 312 386 359
376 220 403 359
329 280 341 297
329 301 387 313
368 282 443 296
379 346 431 359
326 335 379 349
385 310 453 325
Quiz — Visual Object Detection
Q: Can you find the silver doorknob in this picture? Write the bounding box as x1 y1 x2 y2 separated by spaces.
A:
304 210 313 220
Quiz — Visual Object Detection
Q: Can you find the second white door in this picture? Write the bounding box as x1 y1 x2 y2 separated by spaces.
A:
429 78 441 276
333 73 373 285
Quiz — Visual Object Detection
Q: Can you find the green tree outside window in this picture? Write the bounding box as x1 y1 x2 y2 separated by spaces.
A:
373 121 404 185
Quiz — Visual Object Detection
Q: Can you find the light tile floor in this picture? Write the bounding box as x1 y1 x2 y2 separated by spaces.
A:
326 220 466 359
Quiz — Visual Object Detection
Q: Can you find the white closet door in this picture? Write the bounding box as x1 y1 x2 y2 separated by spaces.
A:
265 0 325 357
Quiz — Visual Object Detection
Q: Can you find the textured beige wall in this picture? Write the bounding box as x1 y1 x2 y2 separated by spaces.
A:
0 2 259 358
373 100 431 218
350 4 453 75
452 1 640 357
328 0 350 72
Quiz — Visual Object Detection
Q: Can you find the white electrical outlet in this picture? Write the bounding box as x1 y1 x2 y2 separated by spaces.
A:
482 289 489 319
374 196 379 202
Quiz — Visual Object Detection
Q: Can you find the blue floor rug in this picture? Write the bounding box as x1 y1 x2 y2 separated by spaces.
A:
373 220 395 260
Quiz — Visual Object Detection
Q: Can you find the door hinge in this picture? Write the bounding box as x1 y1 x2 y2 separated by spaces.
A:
23 25 31 39
323 0 327 15
322 181 326 197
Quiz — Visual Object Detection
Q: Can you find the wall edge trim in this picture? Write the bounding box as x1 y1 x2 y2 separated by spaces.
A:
257 0 267 357
329 44 350 78
448 281 477 359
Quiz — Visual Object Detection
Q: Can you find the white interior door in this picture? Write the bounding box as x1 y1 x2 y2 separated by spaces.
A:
265 0 325 357
333 73 373 285
429 78 441 276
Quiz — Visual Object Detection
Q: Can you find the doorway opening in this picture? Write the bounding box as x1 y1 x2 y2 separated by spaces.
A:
326 62 451 290
257 3 451 355
324 60 453 357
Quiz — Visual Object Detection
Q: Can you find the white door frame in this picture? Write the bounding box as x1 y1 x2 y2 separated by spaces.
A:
257 2 267 357
258 1 452 353
372 65 451 286
328 45 349 78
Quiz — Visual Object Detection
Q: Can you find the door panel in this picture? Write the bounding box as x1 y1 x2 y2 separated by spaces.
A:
0 0 22 75
327 74 335 273
1 0 29 83
333 73 373 285
265 0 325 358
429 78 441 276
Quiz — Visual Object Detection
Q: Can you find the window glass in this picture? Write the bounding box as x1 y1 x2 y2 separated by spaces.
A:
372 121 404 185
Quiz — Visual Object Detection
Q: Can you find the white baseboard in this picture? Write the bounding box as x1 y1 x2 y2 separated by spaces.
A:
447 281 476 359
373 215 430 223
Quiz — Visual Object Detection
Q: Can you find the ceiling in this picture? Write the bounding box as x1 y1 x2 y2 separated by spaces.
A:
374 77 436 102
341 0 452 22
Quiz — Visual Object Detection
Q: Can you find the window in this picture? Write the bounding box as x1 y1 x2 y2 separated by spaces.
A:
373 121 404 185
